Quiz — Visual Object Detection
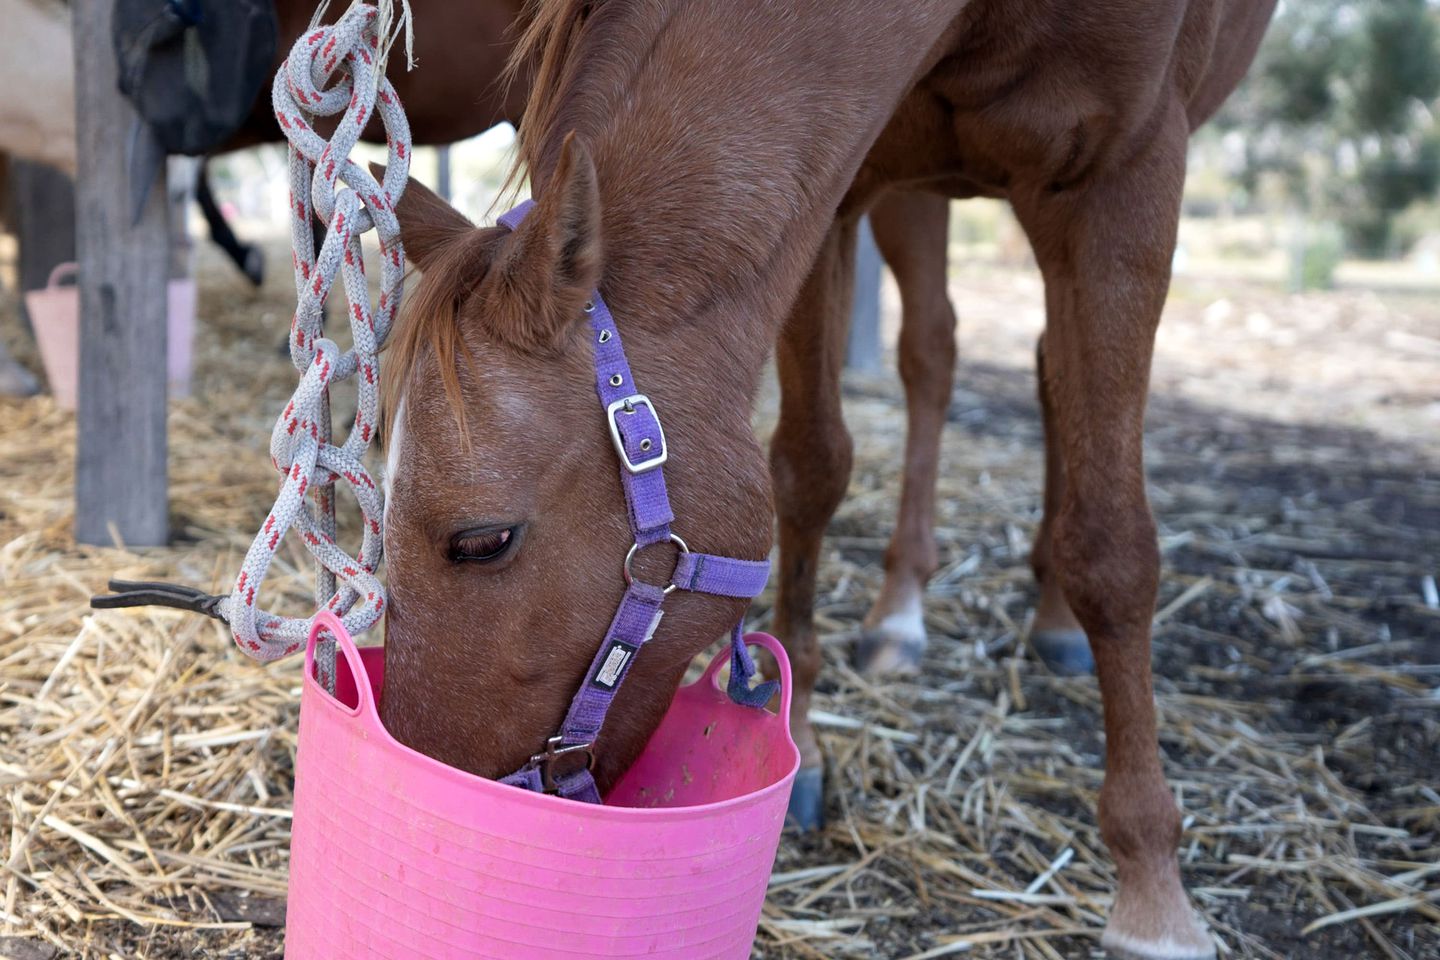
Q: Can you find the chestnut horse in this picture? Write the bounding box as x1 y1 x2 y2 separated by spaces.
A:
379 1 1276 958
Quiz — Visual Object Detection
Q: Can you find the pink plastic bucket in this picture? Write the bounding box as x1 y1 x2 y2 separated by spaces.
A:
23 263 197 408
285 612 799 959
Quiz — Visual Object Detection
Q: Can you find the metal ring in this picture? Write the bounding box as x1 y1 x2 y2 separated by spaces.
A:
598 330 611 343
583 300 596 314
609 374 623 387
623 534 689 595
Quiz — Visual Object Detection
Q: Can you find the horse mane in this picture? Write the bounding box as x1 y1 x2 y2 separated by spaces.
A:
381 0 595 446
502 0 596 193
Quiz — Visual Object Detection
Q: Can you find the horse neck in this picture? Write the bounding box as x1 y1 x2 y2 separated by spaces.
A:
531 0 962 401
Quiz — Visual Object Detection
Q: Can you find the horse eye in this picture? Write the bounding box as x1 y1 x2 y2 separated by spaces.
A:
449 526 517 564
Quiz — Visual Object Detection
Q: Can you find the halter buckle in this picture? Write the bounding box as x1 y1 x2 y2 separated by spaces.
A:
529 735 596 793
606 394 668 474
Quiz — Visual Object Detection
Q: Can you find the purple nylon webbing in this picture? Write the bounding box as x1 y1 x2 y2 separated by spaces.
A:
558 582 666 745
494 200 773 803
672 553 773 598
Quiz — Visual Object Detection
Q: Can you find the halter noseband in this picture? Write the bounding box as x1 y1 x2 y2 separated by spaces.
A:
495 200 775 803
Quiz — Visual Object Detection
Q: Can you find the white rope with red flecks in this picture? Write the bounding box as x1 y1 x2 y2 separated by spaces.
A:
218 2 411 690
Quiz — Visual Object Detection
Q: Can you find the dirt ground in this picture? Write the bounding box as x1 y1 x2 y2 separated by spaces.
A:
0 229 1437 959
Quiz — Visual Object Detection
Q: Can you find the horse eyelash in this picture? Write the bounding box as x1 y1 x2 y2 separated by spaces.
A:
449 526 517 564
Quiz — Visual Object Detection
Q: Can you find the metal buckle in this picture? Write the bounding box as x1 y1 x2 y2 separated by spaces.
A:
529 735 596 793
605 394 668 474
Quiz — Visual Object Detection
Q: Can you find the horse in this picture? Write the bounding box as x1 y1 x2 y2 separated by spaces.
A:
212 0 994 708
378 1 1278 957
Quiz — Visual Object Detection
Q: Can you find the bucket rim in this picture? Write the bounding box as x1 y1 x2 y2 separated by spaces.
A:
302 611 802 823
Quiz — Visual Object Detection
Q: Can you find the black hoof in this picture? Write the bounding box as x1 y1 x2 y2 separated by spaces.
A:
853 629 924 677
0 361 40 398
1032 629 1094 675
786 766 825 831
241 245 266 288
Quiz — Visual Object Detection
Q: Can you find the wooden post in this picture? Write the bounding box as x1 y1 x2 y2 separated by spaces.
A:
8 160 77 327
72 0 170 546
845 215 884 372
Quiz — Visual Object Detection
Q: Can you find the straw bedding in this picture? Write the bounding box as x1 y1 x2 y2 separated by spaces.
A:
0 237 1436 959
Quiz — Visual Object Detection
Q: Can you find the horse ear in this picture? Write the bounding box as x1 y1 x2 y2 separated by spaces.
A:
371 163 474 270
490 132 602 351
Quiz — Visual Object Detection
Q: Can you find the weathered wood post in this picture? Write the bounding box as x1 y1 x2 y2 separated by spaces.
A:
846 215 883 372
72 0 170 546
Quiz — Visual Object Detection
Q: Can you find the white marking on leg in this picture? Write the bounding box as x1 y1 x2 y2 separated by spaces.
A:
876 588 926 647
859 584 928 674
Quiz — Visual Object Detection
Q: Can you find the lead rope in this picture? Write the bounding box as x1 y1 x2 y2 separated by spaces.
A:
218 2 412 692
89 2 411 691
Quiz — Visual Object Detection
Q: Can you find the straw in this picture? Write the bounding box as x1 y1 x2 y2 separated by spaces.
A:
0 232 1436 958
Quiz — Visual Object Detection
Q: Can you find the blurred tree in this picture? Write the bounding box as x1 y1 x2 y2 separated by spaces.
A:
1219 0 1440 258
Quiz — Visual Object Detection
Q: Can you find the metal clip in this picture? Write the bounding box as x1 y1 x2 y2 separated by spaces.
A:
528 735 596 793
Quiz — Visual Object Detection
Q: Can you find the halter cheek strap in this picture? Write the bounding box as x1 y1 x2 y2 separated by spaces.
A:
495 200 775 803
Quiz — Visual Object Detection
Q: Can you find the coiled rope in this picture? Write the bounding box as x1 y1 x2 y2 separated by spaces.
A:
217 1 412 689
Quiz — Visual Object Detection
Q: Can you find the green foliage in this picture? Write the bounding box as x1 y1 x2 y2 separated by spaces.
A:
1220 0 1440 258
1298 227 1344 290
1355 0 1440 134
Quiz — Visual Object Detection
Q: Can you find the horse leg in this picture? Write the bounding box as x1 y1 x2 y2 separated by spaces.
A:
1012 103 1213 960
1029 331 1094 674
0 339 39 397
196 160 265 287
854 191 955 675
769 216 857 830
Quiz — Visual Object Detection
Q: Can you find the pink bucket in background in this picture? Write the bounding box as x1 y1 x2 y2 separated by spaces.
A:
23 262 198 408
165 278 197 397
285 612 800 960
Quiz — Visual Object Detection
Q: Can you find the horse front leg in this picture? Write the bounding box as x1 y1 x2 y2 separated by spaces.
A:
769 216 858 830
1029 330 1094 674
1012 100 1214 960
854 190 956 675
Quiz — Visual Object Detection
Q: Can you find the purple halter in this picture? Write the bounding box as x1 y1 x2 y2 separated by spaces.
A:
495 200 776 803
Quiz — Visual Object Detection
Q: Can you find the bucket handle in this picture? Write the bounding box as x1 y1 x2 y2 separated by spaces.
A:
44 262 79 290
304 610 374 717
697 631 791 722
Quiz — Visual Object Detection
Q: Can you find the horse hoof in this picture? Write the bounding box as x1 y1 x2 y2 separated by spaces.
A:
1102 876 1215 960
853 623 925 677
242 245 266 288
0 360 40 398
1031 629 1094 675
785 766 825 831
1101 919 1215 960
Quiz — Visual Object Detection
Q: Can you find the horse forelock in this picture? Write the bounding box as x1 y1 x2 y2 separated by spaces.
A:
381 230 503 451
